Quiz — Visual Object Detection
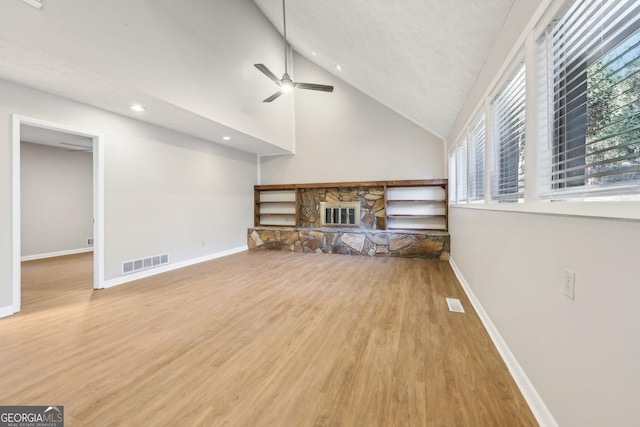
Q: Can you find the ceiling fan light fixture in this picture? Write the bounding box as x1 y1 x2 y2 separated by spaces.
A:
280 80 294 93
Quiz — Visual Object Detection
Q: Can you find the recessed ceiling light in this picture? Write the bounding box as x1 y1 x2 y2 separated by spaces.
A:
336 65 342 71
129 104 146 112
222 136 231 141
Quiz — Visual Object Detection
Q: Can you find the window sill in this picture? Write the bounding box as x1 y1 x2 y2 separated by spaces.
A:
449 200 640 221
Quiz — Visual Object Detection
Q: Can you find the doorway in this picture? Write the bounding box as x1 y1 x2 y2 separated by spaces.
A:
11 115 105 314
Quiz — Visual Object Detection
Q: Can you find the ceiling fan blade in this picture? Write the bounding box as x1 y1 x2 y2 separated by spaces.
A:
263 90 284 103
295 82 334 92
254 64 281 85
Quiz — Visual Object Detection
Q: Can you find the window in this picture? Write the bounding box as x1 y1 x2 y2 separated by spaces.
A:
470 116 486 201
540 0 640 198
456 138 468 203
448 150 457 204
491 63 527 201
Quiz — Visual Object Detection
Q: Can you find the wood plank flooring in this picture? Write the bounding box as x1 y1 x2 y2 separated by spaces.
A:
0 251 538 426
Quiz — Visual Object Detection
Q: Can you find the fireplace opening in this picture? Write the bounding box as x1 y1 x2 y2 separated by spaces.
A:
320 202 361 227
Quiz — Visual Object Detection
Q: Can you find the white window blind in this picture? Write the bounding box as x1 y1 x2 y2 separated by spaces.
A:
448 150 457 204
491 63 526 201
456 138 468 203
470 116 486 201
539 0 640 198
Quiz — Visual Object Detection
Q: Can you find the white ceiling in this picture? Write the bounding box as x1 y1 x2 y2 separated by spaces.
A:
0 36 290 156
253 0 516 138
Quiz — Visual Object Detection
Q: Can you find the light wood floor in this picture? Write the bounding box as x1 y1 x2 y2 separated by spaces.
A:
1 251 538 426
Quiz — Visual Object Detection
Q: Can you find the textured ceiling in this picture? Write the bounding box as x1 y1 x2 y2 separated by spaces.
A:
253 0 515 138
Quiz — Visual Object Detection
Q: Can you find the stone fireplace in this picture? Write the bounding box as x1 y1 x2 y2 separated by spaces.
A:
300 186 386 229
250 180 450 260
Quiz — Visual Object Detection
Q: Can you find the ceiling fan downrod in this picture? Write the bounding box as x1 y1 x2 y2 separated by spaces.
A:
253 0 334 102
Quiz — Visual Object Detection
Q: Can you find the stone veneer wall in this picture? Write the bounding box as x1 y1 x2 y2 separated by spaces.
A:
248 227 450 260
300 187 386 229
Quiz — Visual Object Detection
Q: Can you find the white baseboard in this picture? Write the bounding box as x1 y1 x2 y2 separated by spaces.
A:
0 305 16 319
102 245 248 289
21 247 93 262
449 258 558 427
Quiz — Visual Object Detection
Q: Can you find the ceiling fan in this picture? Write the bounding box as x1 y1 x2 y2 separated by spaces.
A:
254 0 334 103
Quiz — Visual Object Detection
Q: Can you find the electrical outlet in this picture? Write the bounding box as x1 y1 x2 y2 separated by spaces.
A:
564 269 575 300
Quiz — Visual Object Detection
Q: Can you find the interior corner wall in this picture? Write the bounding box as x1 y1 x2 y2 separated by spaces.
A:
446 0 640 426
20 141 93 258
0 79 256 310
259 53 444 185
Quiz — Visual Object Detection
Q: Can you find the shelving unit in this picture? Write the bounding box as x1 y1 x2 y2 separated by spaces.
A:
385 185 447 231
254 189 297 227
254 179 448 231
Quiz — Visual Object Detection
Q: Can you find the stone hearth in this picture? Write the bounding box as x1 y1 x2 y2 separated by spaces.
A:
248 227 449 260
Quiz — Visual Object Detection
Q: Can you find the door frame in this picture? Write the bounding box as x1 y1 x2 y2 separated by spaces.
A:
11 114 105 312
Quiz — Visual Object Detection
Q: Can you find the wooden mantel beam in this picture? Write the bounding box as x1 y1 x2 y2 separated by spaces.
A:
255 179 447 191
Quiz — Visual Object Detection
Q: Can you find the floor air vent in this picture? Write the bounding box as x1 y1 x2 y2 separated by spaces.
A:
122 254 169 275
446 298 465 313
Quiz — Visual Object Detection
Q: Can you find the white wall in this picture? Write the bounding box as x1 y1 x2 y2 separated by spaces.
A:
447 0 640 426
20 141 93 258
449 208 640 427
0 79 256 310
0 0 294 151
260 53 444 184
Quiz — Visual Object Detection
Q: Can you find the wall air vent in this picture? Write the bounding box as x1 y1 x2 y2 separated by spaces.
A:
320 201 361 227
122 253 169 275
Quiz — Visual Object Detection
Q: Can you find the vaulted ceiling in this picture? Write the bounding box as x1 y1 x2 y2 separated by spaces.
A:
1 0 517 150
253 0 516 138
